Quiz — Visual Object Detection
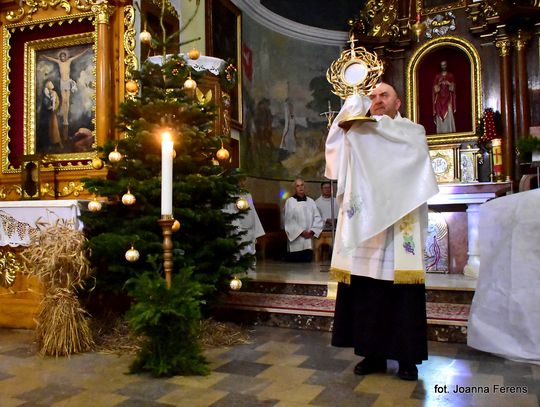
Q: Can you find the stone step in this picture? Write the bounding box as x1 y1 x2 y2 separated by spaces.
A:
217 291 470 343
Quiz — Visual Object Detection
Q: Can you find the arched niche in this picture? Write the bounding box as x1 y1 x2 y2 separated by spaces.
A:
406 36 482 145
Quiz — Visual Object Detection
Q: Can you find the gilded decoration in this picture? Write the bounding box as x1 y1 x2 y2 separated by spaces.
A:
123 5 138 80
422 0 466 16
41 181 84 198
0 186 22 200
1 11 100 174
24 32 97 166
0 248 21 288
327 35 384 99
406 36 482 145
91 2 114 24
495 38 511 56
4 0 103 22
360 0 399 38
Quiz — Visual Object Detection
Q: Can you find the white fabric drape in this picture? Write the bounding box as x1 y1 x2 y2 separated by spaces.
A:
468 189 540 364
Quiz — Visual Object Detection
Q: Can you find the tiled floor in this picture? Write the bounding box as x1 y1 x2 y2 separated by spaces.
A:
1 326 538 407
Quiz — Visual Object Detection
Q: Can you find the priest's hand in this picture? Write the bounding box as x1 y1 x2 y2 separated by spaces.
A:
301 230 315 238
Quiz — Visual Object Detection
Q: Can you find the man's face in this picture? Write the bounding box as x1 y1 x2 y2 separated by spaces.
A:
294 180 305 197
59 53 67 62
368 83 401 118
321 183 331 198
441 61 447 71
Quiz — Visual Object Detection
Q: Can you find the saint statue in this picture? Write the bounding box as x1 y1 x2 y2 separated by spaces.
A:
432 60 456 134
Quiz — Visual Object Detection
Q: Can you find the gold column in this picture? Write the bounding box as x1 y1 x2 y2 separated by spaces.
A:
514 30 530 140
92 2 115 147
495 38 513 181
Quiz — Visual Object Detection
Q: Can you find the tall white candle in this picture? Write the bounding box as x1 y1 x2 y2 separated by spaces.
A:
161 131 173 216
327 99 331 112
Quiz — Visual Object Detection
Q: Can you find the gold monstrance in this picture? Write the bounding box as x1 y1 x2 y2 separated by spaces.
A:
326 34 384 128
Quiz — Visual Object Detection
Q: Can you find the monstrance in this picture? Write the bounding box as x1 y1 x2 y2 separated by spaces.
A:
326 34 384 128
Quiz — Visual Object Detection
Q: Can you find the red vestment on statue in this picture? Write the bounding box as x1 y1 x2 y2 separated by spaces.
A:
432 72 456 120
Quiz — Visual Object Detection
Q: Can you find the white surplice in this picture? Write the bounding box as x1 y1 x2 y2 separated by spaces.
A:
284 197 323 252
225 193 265 256
325 94 439 281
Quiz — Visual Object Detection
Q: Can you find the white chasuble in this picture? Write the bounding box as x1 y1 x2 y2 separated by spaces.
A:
325 94 439 283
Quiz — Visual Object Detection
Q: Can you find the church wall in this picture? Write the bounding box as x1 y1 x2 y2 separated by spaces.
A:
240 13 341 183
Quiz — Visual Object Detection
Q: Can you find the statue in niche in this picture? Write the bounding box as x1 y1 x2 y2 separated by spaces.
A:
432 60 456 134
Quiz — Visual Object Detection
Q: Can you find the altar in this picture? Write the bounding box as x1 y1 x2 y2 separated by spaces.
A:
427 182 511 278
0 200 84 328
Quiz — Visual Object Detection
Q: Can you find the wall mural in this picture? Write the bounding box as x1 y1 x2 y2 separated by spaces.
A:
240 15 342 180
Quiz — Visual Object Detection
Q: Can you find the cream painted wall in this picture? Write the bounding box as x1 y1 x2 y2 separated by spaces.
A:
179 0 206 54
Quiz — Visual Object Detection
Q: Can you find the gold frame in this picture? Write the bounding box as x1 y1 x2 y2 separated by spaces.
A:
429 143 460 183
25 32 96 164
422 0 466 15
406 35 482 145
1 12 98 174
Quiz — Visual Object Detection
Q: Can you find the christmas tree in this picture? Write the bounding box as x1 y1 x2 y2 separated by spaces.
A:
80 43 251 376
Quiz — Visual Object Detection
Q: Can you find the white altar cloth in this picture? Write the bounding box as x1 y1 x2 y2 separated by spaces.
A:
467 189 540 364
0 200 82 247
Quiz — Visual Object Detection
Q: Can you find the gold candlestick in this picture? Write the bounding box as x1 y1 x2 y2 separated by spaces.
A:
158 216 175 289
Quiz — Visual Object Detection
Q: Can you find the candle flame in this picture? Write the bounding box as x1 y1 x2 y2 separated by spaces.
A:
162 130 172 143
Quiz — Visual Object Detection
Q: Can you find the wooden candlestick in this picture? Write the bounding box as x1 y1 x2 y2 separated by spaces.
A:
158 216 175 289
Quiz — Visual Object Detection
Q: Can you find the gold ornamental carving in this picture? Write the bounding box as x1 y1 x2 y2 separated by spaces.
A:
360 0 399 38
423 0 466 15
495 39 511 56
91 1 114 24
41 181 85 198
514 31 530 51
0 186 22 200
124 5 138 80
4 0 104 22
0 249 21 288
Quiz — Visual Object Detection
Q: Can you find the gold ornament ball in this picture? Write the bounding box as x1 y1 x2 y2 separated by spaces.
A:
139 30 152 44
216 147 230 161
236 197 249 211
88 199 102 212
91 157 104 170
187 48 200 60
109 148 122 163
229 276 242 291
126 79 139 93
122 191 136 205
183 78 197 90
125 246 140 262
172 219 181 232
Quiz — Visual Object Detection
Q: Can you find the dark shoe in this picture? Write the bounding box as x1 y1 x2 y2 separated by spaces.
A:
353 357 386 376
397 362 418 381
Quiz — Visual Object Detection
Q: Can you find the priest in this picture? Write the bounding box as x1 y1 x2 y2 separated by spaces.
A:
326 83 439 381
